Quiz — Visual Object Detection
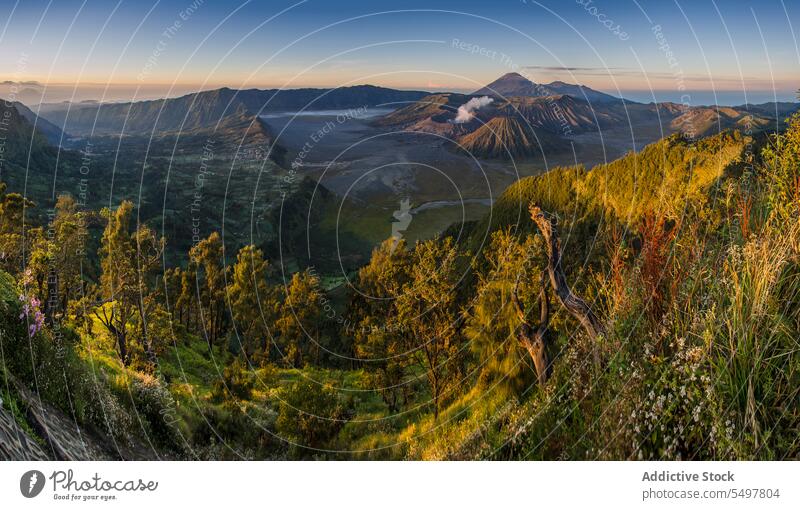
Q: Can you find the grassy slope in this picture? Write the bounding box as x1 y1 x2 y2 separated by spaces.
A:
370 130 763 459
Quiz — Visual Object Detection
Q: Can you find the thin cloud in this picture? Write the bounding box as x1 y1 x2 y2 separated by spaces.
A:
524 65 767 83
524 65 629 72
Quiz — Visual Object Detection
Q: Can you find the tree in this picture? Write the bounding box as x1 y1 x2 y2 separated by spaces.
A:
350 238 412 412
212 357 254 401
24 226 50 301
132 220 165 364
95 200 163 366
51 195 88 316
139 303 176 359
23 196 88 323
275 269 323 366
163 267 182 322
0 184 34 275
275 378 349 453
164 264 200 332
529 204 604 370
228 244 273 360
393 237 463 419
465 229 543 394
189 232 226 349
510 272 550 386
762 112 800 221
95 201 137 365
177 264 198 330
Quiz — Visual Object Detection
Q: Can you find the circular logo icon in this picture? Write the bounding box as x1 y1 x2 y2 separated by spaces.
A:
20 470 45 498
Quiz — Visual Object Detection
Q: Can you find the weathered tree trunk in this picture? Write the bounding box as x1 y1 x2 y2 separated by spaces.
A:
117 328 129 367
529 205 603 337
106 321 129 366
529 204 604 366
511 273 550 385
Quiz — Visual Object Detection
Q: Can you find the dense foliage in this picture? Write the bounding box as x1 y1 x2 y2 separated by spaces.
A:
1 113 799 460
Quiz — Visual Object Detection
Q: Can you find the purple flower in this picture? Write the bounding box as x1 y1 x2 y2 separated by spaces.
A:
18 291 45 338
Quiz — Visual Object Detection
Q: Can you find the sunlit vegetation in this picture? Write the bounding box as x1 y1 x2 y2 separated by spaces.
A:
2 111 799 460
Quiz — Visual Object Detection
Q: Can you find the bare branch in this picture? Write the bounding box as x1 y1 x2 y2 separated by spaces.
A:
529 203 604 340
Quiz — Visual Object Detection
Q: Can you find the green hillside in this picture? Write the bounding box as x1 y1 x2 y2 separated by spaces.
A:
1 116 798 460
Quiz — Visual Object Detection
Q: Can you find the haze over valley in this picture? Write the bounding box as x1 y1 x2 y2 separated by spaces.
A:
14 70 795 272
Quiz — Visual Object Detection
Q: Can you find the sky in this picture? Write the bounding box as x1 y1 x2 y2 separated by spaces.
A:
0 0 798 105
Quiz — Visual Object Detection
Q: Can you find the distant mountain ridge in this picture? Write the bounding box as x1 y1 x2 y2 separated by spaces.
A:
25 74 800 164
473 72 622 104
37 85 429 139
376 73 798 160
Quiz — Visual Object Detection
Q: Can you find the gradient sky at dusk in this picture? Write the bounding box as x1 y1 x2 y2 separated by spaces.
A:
0 0 798 105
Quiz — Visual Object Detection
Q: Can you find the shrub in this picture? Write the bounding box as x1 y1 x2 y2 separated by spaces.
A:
128 374 184 451
275 378 351 454
212 358 254 401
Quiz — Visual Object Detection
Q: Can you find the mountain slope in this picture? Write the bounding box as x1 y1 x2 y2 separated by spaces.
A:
575 131 750 223
10 101 66 144
735 101 800 119
670 106 773 135
0 100 60 175
376 73 792 160
372 93 474 138
0 101 91 222
473 72 542 97
39 88 257 136
374 91 615 159
501 95 614 132
376 92 607 136
458 115 569 159
543 80 621 104
463 130 751 262
373 93 472 128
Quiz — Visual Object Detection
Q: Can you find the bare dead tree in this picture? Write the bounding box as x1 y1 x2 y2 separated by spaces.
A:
511 272 550 385
528 203 604 367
